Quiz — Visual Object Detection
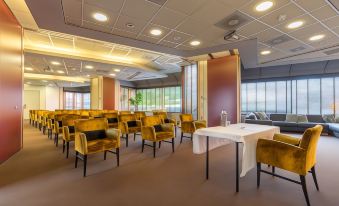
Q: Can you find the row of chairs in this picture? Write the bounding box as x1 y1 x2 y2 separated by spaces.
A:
29 109 207 177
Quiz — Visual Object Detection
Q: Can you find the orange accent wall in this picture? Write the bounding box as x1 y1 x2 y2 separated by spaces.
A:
0 0 23 163
102 77 115 110
207 55 240 126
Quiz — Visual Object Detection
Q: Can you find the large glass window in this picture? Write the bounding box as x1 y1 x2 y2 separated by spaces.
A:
241 76 339 115
119 87 136 111
184 64 198 119
64 92 90 109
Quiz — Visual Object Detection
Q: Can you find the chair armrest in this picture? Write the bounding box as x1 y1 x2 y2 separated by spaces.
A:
256 139 307 175
161 123 174 132
75 133 88 155
106 128 121 147
273 133 300 146
118 122 128 134
194 120 207 130
62 126 70 141
141 126 156 141
181 121 195 133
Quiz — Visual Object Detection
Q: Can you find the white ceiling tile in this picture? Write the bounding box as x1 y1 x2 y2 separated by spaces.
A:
237 20 269 37
151 7 187 29
65 16 82 26
274 14 316 33
294 0 327 12
163 31 192 44
85 0 124 13
141 23 171 40
112 28 138 39
176 17 210 36
62 0 82 19
310 5 338 21
239 0 290 19
323 16 339 28
249 28 283 43
83 3 118 27
164 0 208 15
159 40 179 48
289 23 327 39
114 15 148 34
216 0 249 8
121 0 160 21
137 35 160 44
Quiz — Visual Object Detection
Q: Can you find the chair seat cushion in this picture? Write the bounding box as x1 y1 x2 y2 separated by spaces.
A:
154 124 163 132
156 132 173 140
128 126 141 133
87 138 118 154
127 121 137 127
273 121 296 127
83 130 107 141
108 118 118 123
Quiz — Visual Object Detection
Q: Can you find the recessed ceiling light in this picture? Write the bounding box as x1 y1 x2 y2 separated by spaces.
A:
85 65 93 69
109 73 116 76
25 67 33 71
51 61 60 65
150 29 162 36
190 40 201 46
93 13 108 22
57 70 65 74
287 21 304 29
255 1 273 12
126 23 135 28
261 50 271 55
114 69 120 72
309 34 325 41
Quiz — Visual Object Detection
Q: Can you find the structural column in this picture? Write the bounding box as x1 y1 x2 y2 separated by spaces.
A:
90 76 117 110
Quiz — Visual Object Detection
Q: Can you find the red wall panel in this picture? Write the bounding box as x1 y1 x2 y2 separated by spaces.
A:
0 0 23 163
102 77 115 110
207 56 240 126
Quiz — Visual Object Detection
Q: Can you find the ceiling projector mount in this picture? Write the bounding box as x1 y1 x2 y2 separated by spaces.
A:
224 30 239 41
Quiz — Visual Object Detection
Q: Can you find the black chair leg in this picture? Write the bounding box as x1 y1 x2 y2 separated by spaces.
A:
66 142 70 158
126 134 129 147
180 132 183 143
83 155 87 177
62 140 65 153
141 139 145 152
272 166 275 177
172 138 175 153
153 142 156 158
134 133 136 141
104 151 107 160
311 166 319 191
159 141 161 148
116 148 120 167
257 162 261 188
300 175 311 206
75 151 78 168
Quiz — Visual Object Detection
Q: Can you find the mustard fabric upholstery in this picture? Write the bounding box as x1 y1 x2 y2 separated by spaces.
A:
120 111 132 115
256 125 323 176
62 115 81 142
153 111 177 125
103 112 119 128
118 114 141 134
141 116 174 142
74 119 120 155
134 111 146 120
180 114 207 134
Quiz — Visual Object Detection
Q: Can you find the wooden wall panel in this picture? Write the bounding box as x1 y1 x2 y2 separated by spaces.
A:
0 0 23 163
207 55 240 126
102 77 115 110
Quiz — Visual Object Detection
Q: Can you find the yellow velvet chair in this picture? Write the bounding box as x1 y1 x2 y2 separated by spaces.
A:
103 112 119 128
118 114 142 147
62 115 81 158
134 111 146 120
53 114 73 146
153 111 177 133
74 118 121 177
119 111 132 115
179 114 207 143
141 116 175 158
256 125 323 206
46 113 55 139
89 111 103 119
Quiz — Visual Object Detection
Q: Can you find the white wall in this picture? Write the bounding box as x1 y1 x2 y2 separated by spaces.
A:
23 85 63 119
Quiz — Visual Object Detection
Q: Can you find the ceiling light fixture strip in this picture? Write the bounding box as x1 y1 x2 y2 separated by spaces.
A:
291 0 339 38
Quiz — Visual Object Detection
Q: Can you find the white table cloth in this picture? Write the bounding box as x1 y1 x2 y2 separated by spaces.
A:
193 123 280 177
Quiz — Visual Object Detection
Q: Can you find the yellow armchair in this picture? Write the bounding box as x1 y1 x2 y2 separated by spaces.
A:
46 113 55 139
118 114 142 147
256 125 323 206
74 118 121 177
62 115 81 158
153 111 177 133
179 114 206 143
141 116 175 158
103 112 119 129
134 111 146 120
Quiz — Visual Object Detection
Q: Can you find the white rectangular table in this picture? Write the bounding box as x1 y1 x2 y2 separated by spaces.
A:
193 123 280 192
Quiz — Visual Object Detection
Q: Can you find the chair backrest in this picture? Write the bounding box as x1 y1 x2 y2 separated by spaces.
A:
300 125 323 169
180 114 193 122
141 116 162 127
153 111 167 120
103 112 118 118
134 111 146 120
120 111 132 115
119 114 137 122
74 118 108 133
62 115 81 126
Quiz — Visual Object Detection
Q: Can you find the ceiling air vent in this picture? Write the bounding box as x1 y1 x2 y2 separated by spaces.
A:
265 35 293 46
127 72 141 80
215 11 252 31
323 47 339 55
290 46 306 52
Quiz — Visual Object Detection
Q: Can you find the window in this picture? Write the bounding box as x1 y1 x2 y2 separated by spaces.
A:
241 76 339 115
119 87 136 111
64 92 90 109
184 64 198 119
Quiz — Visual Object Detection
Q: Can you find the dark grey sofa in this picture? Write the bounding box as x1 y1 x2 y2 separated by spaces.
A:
245 113 330 134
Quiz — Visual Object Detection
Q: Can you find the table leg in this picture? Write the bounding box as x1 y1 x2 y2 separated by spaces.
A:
206 136 209 180
236 142 239 192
